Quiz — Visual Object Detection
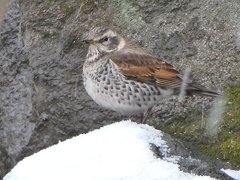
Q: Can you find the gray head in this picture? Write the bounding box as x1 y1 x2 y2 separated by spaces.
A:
83 28 125 61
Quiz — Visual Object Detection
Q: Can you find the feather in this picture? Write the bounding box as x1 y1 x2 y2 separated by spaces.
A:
108 42 182 88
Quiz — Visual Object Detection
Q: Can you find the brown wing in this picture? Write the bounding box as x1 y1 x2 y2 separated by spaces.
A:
108 43 182 88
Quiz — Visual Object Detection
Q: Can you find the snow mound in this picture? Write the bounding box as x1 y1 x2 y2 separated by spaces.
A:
4 121 216 180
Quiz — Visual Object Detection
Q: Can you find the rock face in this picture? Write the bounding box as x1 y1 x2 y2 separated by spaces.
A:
153 132 237 180
0 0 240 178
0 0 10 26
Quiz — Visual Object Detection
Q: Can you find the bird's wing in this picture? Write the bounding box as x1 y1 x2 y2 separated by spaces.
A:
108 46 182 88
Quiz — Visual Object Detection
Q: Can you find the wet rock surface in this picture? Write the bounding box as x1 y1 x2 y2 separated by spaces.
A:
0 0 240 178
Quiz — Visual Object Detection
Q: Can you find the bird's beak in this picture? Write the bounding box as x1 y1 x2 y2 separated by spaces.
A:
82 39 96 44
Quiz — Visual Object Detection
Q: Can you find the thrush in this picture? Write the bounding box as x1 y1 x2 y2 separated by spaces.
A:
82 28 220 123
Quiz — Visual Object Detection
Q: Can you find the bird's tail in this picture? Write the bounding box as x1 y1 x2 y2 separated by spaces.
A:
185 86 221 97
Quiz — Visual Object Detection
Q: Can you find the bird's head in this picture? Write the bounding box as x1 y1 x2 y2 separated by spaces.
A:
83 28 125 56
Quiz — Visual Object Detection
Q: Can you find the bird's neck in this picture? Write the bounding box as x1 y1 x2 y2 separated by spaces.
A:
86 45 103 63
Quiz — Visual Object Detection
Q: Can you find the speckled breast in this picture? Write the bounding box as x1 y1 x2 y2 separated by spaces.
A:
83 59 173 115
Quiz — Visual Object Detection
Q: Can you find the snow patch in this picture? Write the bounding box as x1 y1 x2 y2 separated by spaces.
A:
221 169 240 180
4 121 219 180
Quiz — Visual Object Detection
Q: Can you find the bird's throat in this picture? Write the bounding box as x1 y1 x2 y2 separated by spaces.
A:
86 46 102 62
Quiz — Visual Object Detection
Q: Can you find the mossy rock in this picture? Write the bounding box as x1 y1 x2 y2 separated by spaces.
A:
156 83 240 167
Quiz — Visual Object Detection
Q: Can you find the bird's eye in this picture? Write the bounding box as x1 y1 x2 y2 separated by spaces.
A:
102 36 108 41
99 36 108 42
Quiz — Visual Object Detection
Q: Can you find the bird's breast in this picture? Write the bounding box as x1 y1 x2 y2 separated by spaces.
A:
83 59 174 115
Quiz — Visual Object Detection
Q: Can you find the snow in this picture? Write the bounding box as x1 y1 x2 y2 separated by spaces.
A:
3 120 233 180
221 169 240 180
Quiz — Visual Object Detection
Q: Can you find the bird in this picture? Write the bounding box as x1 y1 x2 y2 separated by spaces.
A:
82 27 220 124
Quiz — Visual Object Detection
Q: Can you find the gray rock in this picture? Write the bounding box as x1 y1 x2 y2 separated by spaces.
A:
0 0 240 178
0 0 10 27
152 132 238 179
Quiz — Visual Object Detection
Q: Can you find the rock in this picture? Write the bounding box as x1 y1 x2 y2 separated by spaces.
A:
0 0 240 178
0 0 9 27
156 133 237 179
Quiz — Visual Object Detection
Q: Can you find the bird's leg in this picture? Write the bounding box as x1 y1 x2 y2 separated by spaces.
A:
140 107 153 124
140 114 143 123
